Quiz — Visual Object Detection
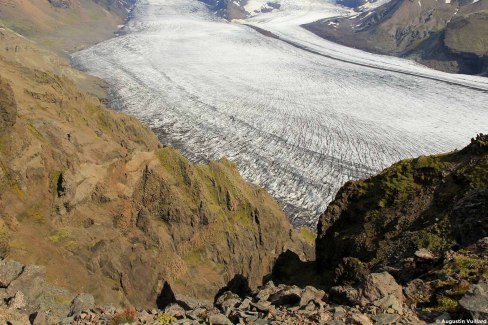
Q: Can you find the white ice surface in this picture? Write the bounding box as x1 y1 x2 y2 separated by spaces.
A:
73 0 488 226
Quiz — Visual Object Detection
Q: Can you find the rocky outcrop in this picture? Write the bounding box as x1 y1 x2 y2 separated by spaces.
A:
0 267 422 324
316 135 488 320
0 27 312 309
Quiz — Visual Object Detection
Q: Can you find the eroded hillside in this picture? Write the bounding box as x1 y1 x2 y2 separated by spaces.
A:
0 26 312 312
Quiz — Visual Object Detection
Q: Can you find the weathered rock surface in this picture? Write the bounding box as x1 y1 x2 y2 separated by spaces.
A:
459 281 488 320
0 27 312 309
316 135 488 320
0 259 23 287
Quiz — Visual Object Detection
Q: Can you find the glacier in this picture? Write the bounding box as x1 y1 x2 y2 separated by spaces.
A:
72 0 488 227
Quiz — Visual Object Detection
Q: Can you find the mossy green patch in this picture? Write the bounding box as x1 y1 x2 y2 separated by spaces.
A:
49 228 71 243
300 227 316 245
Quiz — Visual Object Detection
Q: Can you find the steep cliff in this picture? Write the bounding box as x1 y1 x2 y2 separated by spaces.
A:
316 134 488 315
0 26 312 310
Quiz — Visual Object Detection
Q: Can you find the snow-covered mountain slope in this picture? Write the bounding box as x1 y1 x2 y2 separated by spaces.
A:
73 0 488 226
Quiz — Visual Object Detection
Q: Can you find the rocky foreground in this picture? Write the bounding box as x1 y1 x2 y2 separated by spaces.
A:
1 237 487 325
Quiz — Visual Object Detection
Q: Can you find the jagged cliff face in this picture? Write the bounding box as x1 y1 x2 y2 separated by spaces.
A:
0 27 312 309
316 134 488 313
305 0 488 75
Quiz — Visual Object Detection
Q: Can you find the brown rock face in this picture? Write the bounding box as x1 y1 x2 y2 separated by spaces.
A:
0 78 16 136
0 28 311 308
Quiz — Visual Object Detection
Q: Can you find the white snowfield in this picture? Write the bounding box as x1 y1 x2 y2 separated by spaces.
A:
73 0 488 226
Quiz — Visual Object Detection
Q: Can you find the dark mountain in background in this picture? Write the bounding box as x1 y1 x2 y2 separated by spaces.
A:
305 0 488 75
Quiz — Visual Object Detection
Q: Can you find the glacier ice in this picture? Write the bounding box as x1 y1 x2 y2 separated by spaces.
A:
72 0 488 226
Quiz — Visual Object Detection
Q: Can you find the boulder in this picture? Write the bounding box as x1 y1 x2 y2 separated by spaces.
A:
348 313 373 325
8 291 27 310
6 265 45 302
459 280 488 320
215 291 241 311
208 312 232 325
371 313 400 325
164 303 186 319
300 286 325 307
69 293 95 316
359 272 403 306
414 249 435 260
0 259 23 287
268 285 301 306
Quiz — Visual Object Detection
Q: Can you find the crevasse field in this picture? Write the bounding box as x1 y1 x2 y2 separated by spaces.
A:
73 0 488 226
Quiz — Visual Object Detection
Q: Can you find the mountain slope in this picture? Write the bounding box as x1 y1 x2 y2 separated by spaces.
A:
0 0 135 53
316 134 488 314
0 26 312 310
305 0 488 75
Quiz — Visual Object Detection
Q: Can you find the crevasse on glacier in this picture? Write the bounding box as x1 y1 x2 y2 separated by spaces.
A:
73 0 488 226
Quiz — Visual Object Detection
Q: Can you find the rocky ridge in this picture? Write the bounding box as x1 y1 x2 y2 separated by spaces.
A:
0 25 312 310
304 0 488 75
315 134 488 320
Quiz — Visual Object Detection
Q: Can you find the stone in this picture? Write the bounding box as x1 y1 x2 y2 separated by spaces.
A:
300 286 325 307
327 321 346 325
360 272 403 307
138 310 153 322
238 298 252 310
8 291 27 310
333 306 346 319
348 313 373 325
459 280 488 320
69 293 95 316
256 282 276 301
414 249 435 260
372 295 402 314
371 313 400 325
268 286 301 306
404 279 431 304
165 303 186 319
6 265 46 302
208 313 233 325
215 291 241 311
32 311 50 325
330 286 360 305
0 259 23 287
59 316 75 325
187 307 208 321
435 312 451 322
